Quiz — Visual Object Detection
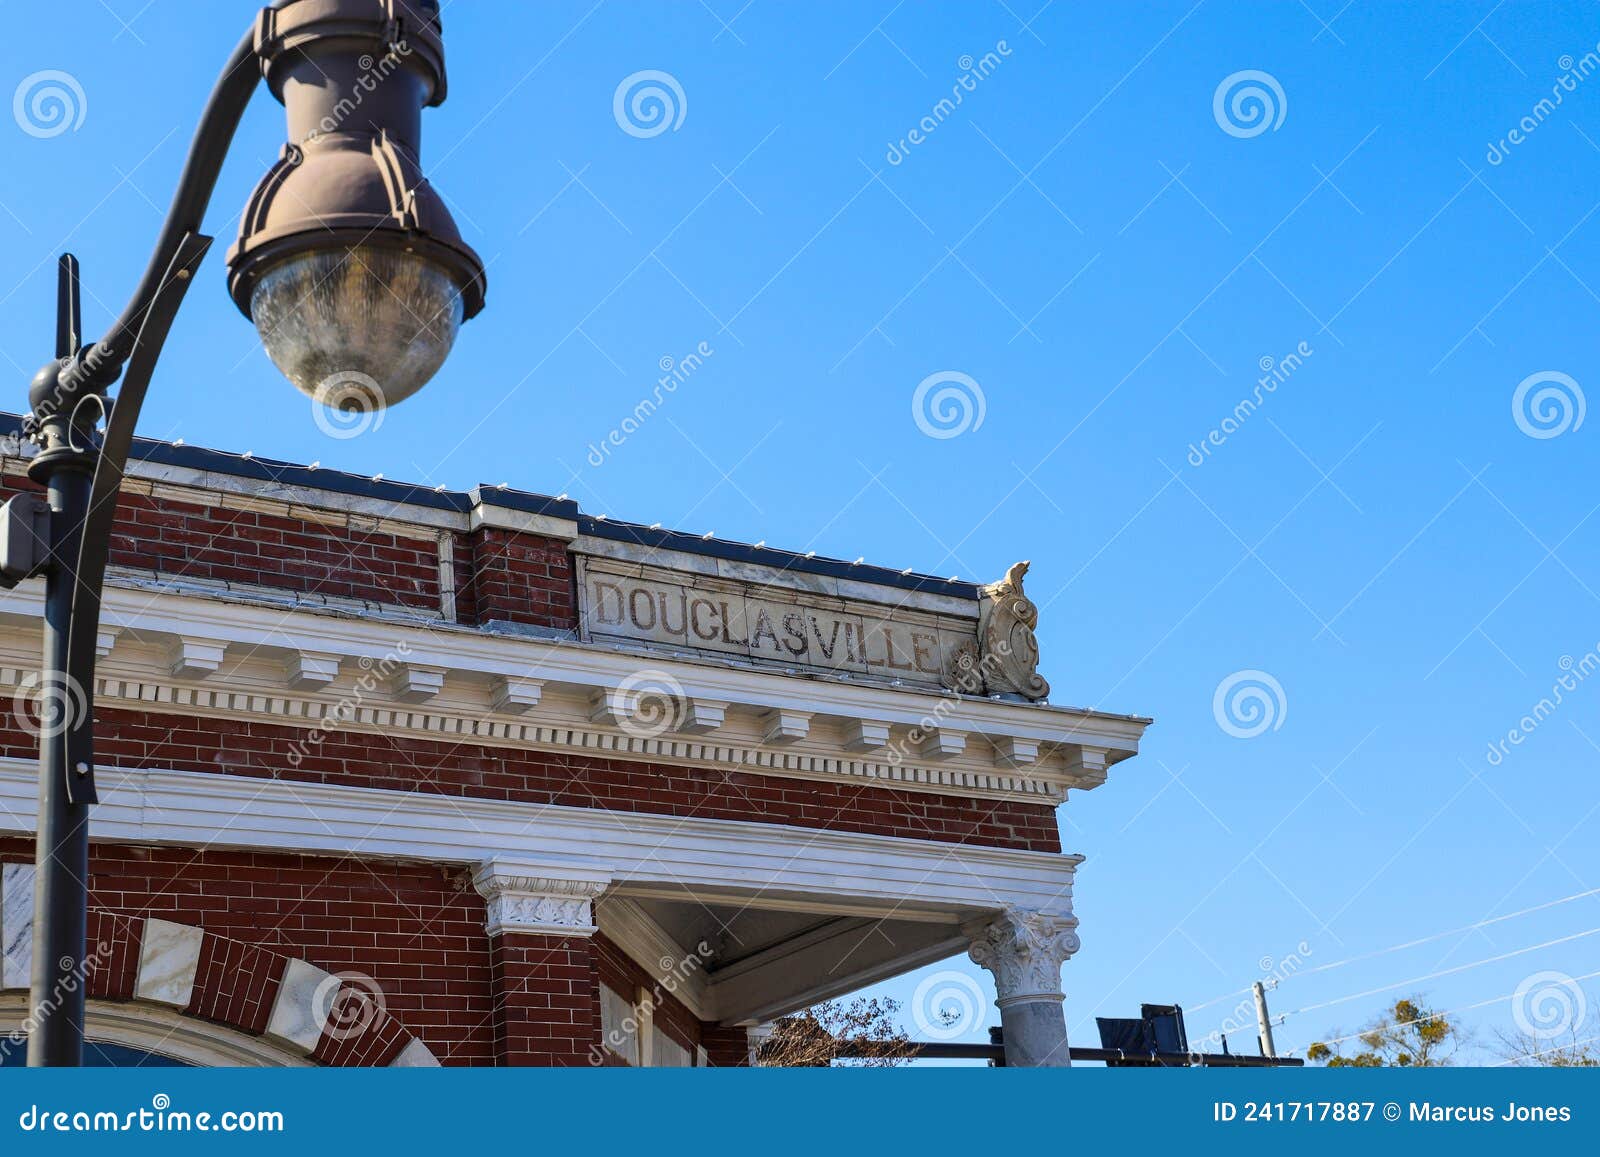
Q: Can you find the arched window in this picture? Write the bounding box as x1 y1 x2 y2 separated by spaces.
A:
0 999 308 1068
1 1036 190 1068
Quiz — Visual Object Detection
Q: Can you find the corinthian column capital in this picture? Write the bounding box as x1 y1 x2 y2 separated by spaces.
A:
965 908 1080 1007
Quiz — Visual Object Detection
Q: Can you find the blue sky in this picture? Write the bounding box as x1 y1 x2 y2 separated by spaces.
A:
4 1 1600 1063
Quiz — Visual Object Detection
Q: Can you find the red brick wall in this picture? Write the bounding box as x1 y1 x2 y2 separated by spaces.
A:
699 1024 751 1067
112 494 443 612
0 707 1058 853
1 842 733 1068
85 909 142 1001
0 838 501 1065
457 527 576 630
489 932 599 1066
0 476 443 613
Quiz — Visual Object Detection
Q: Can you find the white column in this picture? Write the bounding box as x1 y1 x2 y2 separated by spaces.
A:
965 908 1080 1067
746 1022 775 1066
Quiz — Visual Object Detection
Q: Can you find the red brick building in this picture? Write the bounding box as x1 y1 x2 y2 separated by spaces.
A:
0 419 1147 1067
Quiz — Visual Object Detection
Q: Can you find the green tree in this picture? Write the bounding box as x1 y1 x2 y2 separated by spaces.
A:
1307 997 1459 1067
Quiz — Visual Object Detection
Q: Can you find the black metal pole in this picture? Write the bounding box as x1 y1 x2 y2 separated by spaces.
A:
25 455 93 1067
25 254 96 1066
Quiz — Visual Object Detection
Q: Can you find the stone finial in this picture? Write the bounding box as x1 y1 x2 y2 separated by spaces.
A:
978 561 1050 701
965 908 1080 1006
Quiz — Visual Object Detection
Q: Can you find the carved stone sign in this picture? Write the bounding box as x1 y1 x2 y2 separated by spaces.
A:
577 558 980 691
576 556 1053 701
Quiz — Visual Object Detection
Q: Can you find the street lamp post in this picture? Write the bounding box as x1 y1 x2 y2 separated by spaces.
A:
2 0 485 1066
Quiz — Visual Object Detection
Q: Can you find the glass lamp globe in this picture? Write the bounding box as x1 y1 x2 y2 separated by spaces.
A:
248 244 465 413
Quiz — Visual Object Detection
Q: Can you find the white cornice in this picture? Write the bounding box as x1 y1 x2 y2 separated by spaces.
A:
0 664 1069 805
0 581 1149 804
0 759 1079 924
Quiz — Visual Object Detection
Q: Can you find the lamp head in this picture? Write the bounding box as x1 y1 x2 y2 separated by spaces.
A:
226 0 485 412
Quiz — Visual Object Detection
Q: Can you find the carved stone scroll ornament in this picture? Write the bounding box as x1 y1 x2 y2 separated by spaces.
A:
976 561 1050 701
965 908 1081 1006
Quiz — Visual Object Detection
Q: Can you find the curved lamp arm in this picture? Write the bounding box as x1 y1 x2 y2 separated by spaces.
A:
60 235 214 803
30 20 265 803
58 25 260 399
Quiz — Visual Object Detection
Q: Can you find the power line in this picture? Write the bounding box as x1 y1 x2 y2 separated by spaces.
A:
1281 966 1600 1056
1186 885 1600 1013
1292 888 1600 982
1283 925 1600 1017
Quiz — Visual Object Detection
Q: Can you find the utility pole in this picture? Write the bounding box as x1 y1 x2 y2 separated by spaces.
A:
1253 981 1278 1058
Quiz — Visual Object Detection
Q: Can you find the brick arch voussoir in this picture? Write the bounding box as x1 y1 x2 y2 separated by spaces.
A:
85 907 436 1067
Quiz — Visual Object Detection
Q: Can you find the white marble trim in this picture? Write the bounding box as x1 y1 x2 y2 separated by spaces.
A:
133 918 204 1008
264 957 334 1055
2 863 34 992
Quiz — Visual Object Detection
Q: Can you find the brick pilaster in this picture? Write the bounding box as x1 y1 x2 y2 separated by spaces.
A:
473 859 609 1067
457 528 576 630
488 932 600 1066
699 1024 753 1067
